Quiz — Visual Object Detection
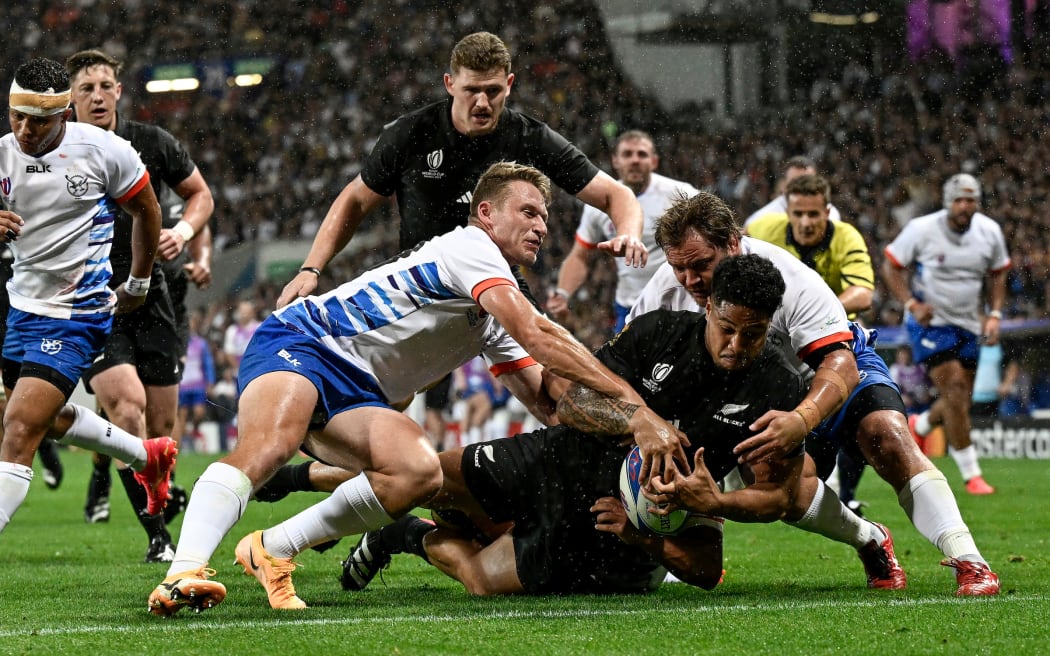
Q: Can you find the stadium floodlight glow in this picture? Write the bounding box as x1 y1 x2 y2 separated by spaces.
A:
809 10 880 26
232 74 263 87
145 77 201 93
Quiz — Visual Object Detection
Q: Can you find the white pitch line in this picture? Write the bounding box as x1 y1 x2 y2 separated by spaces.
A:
1 593 1039 639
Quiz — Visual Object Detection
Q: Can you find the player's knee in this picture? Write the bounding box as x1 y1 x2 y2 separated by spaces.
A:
105 399 146 434
391 445 442 507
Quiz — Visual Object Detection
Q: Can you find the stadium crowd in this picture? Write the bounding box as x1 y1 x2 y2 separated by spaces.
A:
3 1 1048 359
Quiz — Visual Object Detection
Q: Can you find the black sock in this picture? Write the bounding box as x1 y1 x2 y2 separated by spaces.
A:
88 457 112 495
254 462 317 503
380 515 436 562
117 467 170 541
288 462 316 492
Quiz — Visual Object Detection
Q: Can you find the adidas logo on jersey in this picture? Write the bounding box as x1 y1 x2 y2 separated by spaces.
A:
456 192 472 204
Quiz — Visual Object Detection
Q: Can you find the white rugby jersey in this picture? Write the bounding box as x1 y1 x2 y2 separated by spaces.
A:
884 209 1011 335
628 236 851 367
0 122 149 318
274 226 535 402
574 173 698 307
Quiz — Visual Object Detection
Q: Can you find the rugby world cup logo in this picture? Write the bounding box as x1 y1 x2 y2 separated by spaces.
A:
41 338 63 355
651 363 673 382
427 149 443 170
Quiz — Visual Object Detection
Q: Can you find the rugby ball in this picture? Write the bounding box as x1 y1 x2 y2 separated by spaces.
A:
619 445 688 535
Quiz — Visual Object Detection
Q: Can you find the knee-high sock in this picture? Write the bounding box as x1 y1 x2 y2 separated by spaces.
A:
167 462 252 575
57 404 148 470
898 469 984 562
0 462 34 532
117 467 169 540
784 478 879 549
263 473 393 558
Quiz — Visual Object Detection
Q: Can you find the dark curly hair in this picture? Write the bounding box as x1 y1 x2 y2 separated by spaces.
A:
14 58 69 93
710 254 785 317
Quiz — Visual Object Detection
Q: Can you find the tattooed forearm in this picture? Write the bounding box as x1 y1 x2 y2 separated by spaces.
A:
557 384 639 435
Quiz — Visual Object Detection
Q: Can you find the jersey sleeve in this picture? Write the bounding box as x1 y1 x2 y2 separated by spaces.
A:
986 221 1011 273
152 125 197 188
838 222 876 291
526 121 600 195
436 231 518 303
359 117 409 197
104 131 151 202
883 220 921 269
574 203 611 249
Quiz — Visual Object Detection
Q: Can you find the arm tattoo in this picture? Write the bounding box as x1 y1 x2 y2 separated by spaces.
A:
557 384 639 436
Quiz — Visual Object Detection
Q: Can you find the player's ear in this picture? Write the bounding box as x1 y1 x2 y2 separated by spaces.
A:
443 72 455 95
475 199 495 227
505 72 515 94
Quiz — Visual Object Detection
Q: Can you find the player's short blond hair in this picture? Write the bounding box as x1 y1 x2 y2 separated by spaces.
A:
450 32 512 75
471 162 551 217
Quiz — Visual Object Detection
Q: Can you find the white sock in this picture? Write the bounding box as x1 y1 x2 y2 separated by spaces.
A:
57 404 148 469
948 444 982 481
167 462 253 575
263 473 393 558
827 464 843 495
914 410 932 436
897 469 984 563
785 478 880 549
0 462 34 533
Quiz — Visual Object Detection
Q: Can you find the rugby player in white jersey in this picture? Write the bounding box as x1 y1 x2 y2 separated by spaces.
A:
630 192 1000 596
883 173 1010 497
147 162 686 615
546 130 699 335
0 58 174 536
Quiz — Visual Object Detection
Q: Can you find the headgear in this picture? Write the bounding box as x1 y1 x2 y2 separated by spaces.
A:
942 173 981 209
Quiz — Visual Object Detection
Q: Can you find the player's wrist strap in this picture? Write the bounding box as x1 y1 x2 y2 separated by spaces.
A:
172 220 195 243
124 275 151 297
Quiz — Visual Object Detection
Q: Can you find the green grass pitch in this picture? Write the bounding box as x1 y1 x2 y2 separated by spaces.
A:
1 450 1047 655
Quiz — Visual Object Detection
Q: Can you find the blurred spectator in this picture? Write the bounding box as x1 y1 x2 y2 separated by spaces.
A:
176 308 217 451
222 299 260 371
889 344 932 415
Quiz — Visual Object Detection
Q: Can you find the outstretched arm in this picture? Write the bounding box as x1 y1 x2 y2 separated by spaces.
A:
591 496 723 590
546 241 595 321
276 175 386 307
117 182 162 313
481 284 687 481
649 447 803 523
734 346 856 465
574 172 646 267
556 381 690 479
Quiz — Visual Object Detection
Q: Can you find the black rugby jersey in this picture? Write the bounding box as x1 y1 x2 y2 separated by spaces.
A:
108 115 197 284
594 309 807 481
361 98 598 249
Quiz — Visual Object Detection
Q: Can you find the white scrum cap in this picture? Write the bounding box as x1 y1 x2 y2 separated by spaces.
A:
943 173 981 208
